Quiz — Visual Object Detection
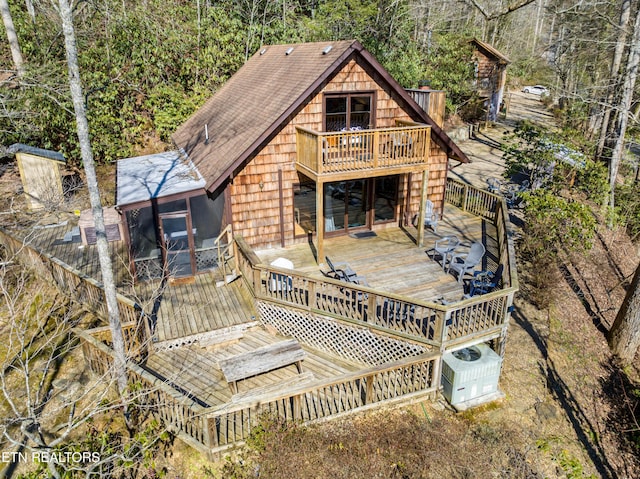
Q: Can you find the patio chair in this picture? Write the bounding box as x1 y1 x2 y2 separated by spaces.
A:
324 256 368 286
448 242 486 283
428 235 460 271
412 200 438 233
467 264 504 297
486 177 502 193
269 257 294 292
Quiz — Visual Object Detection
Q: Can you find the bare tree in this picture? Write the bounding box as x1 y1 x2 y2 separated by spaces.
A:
608 262 640 365
606 1 640 213
595 0 632 162
0 251 171 478
56 0 128 400
0 0 25 76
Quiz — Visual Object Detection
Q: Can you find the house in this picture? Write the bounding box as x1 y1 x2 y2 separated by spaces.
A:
470 38 510 121
117 40 469 281
0 41 519 456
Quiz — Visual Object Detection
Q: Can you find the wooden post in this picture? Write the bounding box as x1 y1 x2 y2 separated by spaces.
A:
416 170 428 247
372 130 379 168
365 374 375 404
316 180 324 264
293 394 301 420
462 183 469 211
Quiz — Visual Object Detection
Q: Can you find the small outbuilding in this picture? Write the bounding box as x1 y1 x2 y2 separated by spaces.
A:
470 39 510 121
9 144 66 210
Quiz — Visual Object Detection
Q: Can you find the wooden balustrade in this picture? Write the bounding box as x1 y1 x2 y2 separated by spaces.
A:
0 227 151 355
205 352 439 449
75 327 212 455
296 124 430 177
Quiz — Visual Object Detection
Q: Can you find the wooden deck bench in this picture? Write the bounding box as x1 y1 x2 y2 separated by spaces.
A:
219 339 306 394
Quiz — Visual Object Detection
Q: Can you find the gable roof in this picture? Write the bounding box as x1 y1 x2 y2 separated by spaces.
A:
470 38 511 65
172 40 469 193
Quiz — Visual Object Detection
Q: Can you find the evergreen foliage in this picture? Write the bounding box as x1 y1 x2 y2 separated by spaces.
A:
0 0 478 165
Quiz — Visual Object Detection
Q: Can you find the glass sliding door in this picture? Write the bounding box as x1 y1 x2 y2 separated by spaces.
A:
373 176 398 223
346 179 367 229
324 180 369 234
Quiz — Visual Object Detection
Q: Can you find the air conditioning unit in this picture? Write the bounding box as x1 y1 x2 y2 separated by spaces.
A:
441 343 502 406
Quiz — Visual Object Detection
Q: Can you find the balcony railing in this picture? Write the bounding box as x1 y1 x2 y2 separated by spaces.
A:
296 121 431 176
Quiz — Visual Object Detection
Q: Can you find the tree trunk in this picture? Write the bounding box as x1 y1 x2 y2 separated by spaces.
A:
596 0 631 161
608 3 640 213
57 0 129 397
608 263 640 365
0 0 25 76
25 0 35 24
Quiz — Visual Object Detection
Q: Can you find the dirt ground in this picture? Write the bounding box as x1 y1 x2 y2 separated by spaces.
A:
448 91 640 478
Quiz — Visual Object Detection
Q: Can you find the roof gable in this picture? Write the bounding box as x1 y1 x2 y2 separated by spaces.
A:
471 38 511 65
173 40 469 192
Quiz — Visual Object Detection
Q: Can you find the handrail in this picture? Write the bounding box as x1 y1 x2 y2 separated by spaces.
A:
204 351 439 450
296 123 431 176
214 224 234 281
0 227 152 357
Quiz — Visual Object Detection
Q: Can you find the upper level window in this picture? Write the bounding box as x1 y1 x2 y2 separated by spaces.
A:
325 94 373 132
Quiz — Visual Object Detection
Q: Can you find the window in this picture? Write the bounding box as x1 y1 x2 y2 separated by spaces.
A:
325 94 373 131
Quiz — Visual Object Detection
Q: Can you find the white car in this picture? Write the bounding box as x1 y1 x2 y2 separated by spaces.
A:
522 85 549 96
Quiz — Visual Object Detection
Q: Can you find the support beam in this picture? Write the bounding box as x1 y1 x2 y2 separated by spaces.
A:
416 170 429 247
316 180 324 264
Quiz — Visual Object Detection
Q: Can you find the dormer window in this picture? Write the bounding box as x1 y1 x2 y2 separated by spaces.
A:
324 93 373 131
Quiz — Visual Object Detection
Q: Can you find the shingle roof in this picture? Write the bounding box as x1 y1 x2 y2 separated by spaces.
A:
172 40 469 193
471 38 511 65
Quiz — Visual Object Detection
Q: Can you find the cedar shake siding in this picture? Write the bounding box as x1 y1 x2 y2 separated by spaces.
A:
230 61 447 249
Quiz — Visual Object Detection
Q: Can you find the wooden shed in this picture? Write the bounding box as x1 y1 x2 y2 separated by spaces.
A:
470 39 510 121
10 144 66 210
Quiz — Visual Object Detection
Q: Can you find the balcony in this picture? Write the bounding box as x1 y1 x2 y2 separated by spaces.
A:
296 121 431 181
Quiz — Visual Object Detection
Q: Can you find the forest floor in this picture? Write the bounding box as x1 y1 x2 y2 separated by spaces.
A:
0 91 639 478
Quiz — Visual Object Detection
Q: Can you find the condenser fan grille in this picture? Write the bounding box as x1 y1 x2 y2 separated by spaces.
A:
453 346 481 362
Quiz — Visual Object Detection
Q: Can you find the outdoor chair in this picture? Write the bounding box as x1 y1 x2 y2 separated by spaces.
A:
486 177 502 193
428 235 460 271
412 199 438 233
505 180 529 209
467 264 504 297
448 242 486 283
324 256 369 286
268 257 294 292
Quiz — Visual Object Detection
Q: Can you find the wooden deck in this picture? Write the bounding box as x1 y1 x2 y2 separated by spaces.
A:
256 204 498 303
17 223 257 348
17 180 516 455
145 327 364 407
137 274 258 348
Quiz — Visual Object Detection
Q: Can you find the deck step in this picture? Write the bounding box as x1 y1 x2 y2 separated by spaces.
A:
153 321 259 351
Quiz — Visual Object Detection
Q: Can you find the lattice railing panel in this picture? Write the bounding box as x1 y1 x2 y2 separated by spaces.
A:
258 302 427 366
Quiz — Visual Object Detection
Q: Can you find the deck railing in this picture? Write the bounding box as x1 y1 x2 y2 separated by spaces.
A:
0 227 152 358
78 320 439 454
235 177 520 349
75 328 212 455
296 122 431 176
204 351 439 449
